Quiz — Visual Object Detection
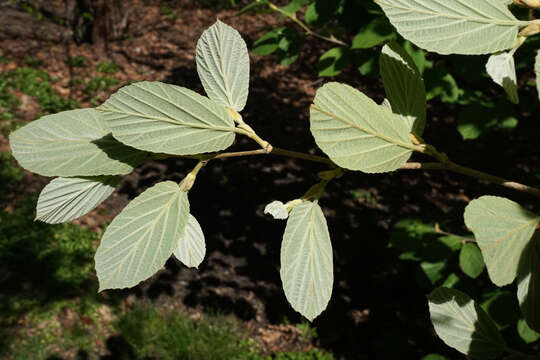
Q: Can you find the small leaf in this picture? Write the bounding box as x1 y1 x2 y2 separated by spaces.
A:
317 47 350 77
281 201 333 321
252 28 283 55
9 109 145 177
380 41 426 135
264 200 289 220
517 319 540 344
464 196 540 286
517 232 540 332
459 243 485 279
375 0 530 55
428 287 506 359
310 82 415 173
95 181 189 290
99 81 236 156
196 20 250 112
351 17 396 49
36 176 117 224
238 0 269 15
173 214 206 269
486 52 519 104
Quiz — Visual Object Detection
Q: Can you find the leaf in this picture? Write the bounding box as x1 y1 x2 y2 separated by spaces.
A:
481 290 520 329
196 20 250 112
380 41 426 135
424 66 460 103
280 201 333 321
173 214 206 269
36 176 117 224
535 51 539 100
486 52 519 104
238 0 269 15
264 200 289 219
457 102 518 140
310 82 415 173
517 319 540 344
464 196 540 286
9 108 145 177
305 0 341 26
252 28 284 55
428 287 506 359
459 243 485 279
95 181 189 290
351 17 396 49
517 233 540 332
374 0 530 55
317 47 350 77
99 81 236 156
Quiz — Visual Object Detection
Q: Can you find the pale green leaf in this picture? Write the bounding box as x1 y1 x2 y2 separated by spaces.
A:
517 319 540 344
281 201 333 321
95 181 189 290
464 196 540 286
264 200 289 220
380 41 426 135
486 52 519 104
310 82 415 173
374 0 531 55
36 176 117 224
196 20 250 111
173 214 206 269
459 243 485 279
535 51 539 100
428 287 506 359
9 108 145 177
517 233 540 332
99 81 236 156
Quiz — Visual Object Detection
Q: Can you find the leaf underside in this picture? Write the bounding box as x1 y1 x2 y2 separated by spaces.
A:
9 108 145 177
99 81 236 156
428 287 506 359
464 196 540 286
95 181 190 291
486 52 519 104
310 82 413 173
375 0 526 55
380 41 426 135
173 214 206 269
280 201 333 321
196 20 250 112
36 176 117 224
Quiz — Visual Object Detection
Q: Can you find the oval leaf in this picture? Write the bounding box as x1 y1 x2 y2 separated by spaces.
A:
517 233 540 332
99 81 236 155
464 196 540 286
9 108 145 177
486 52 519 104
310 82 415 173
173 214 206 269
380 41 426 135
459 243 485 279
196 20 250 112
428 287 506 359
517 319 540 344
36 176 117 224
375 0 530 55
280 201 333 321
95 181 189 290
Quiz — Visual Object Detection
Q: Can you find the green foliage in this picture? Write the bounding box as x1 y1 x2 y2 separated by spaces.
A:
66 55 88 67
96 61 121 74
457 102 518 140
459 243 485 279
0 67 76 126
84 75 120 94
116 304 246 360
0 197 97 319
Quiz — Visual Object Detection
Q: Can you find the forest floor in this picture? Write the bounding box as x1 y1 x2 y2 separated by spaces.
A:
1 1 540 359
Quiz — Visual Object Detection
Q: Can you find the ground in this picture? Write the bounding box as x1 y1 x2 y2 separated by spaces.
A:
1 1 540 359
